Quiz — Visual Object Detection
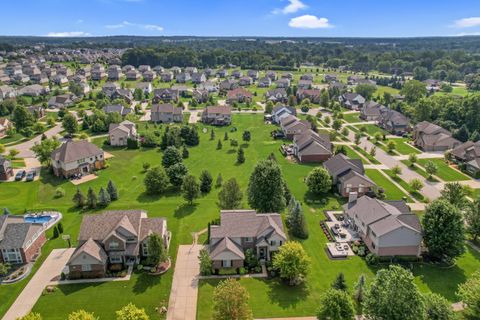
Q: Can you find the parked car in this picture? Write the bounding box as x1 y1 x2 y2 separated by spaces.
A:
15 170 26 181
25 170 36 182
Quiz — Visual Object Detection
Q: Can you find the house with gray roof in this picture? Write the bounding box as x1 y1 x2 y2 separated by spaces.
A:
152 88 179 103
413 121 461 151
103 104 132 117
452 141 480 176
279 115 311 139
323 154 376 197
209 210 286 269
271 105 296 124
109 120 137 147
66 210 170 279
378 108 410 135
202 105 232 126
151 103 183 123
343 194 422 257
0 214 46 264
51 140 105 178
339 92 366 110
360 101 386 121
48 94 77 109
293 130 332 163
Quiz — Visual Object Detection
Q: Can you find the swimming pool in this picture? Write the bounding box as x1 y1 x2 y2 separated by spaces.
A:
24 215 55 224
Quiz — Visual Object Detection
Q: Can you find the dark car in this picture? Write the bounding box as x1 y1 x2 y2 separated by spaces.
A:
25 170 36 182
15 170 26 181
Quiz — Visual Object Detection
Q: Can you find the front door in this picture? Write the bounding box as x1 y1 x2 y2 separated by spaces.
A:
259 247 266 259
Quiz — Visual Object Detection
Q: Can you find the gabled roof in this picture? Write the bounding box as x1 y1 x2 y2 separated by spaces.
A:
294 130 332 156
323 153 364 178
151 103 182 114
0 221 43 249
210 237 245 260
204 105 231 115
69 238 108 265
51 140 103 163
78 210 144 242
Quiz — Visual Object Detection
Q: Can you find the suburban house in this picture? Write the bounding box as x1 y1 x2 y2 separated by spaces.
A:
216 69 228 78
275 78 290 88
66 210 171 279
0 215 46 264
160 72 174 82
325 74 338 82
324 154 376 197
0 156 13 181
451 141 480 176
378 108 410 135
191 72 206 84
258 77 272 88
413 121 461 151
152 88 179 103
109 120 137 147
0 118 12 138
293 130 333 163
192 89 209 103
339 93 366 110
107 65 122 81
360 101 386 121
300 74 314 81
232 70 243 79
126 70 141 81
279 115 312 139
271 105 296 124
298 79 313 90
219 80 239 92
247 70 259 80
199 81 218 93
226 88 253 104
51 140 105 178
343 194 422 257
111 89 134 104
142 70 156 82
151 103 183 123
265 88 288 103
202 105 232 126
209 210 286 269
266 71 277 81
238 76 253 86
103 104 132 117
17 84 49 97
136 82 153 95
27 105 45 119
176 72 191 83
48 94 77 109
102 82 120 97
297 89 321 104
0 85 16 100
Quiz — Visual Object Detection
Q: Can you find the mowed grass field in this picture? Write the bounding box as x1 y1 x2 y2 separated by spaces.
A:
0 114 478 319
417 158 471 182
365 169 412 202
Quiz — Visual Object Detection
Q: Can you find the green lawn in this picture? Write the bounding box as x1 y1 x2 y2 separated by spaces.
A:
353 145 381 164
375 85 400 96
11 159 26 169
417 158 471 182
365 169 413 202
383 169 425 202
379 138 421 155
342 145 368 163
400 160 438 181
342 112 361 123
0 133 27 145
1 113 479 319
355 124 387 137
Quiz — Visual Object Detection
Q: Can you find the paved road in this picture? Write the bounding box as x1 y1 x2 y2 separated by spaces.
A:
5 124 63 158
2 248 75 320
166 245 203 320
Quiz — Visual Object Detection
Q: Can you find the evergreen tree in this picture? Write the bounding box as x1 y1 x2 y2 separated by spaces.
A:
3 207 11 215
224 132 229 141
87 187 97 209
57 222 64 234
287 200 309 239
331 272 348 291
107 180 119 201
72 188 86 208
247 160 287 213
217 139 222 150
182 146 189 159
98 187 111 207
215 173 223 188
53 225 59 238
210 128 215 140
237 147 245 164
200 170 213 193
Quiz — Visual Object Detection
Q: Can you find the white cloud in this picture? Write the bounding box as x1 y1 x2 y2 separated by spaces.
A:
105 21 163 32
454 32 480 36
289 15 332 29
46 31 91 37
453 17 480 28
272 0 307 15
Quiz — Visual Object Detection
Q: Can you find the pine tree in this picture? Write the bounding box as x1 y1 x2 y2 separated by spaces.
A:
3 207 11 215
182 146 189 159
332 272 348 291
237 147 245 164
57 222 63 234
217 139 222 150
288 201 309 239
72 188 86 208
210 129 215 140
215 173 223 188
98 187 111 207
107 180 118 201
87 187 97 209
53 225 59 238
224 132 229 141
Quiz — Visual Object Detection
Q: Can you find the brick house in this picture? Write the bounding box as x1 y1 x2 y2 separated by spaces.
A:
0 215 46 264
209 210 286 270
51 140 105 178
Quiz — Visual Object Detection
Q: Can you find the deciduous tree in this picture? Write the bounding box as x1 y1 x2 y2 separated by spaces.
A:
305 167 332 194
213 279 253 320
316 289 354 320
272 241 310 286
116 303 149 320
218 178 243 209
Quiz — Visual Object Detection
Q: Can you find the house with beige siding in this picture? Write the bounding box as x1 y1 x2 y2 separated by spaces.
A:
51 140 105 178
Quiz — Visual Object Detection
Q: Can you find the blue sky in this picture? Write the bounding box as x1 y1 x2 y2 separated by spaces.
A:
2 0 480 37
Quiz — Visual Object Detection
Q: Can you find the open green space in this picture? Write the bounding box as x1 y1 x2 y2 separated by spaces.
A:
400 160 438 182
354 124 388 137
342 112 361 123
342 145 368 163
417 158 470 182
378 138 421 155
353 145 381 164
365 169 412 202
383 169 425 202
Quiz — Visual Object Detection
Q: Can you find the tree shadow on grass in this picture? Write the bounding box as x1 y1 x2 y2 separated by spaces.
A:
136 192 163 203
266 278 309 310
57 282 104 296
226 149 236 154
174 203 198 218
132 271 164 294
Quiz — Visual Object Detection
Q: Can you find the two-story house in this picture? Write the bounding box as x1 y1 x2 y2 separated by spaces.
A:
151 103 183 123
109 120 137 147
51 140 105 178
201 105 232 126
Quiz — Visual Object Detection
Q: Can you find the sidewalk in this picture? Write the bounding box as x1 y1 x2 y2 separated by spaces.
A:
2 248 75 320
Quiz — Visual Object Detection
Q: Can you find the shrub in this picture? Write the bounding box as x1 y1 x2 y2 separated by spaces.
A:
365 253 379 266
54 187 65 198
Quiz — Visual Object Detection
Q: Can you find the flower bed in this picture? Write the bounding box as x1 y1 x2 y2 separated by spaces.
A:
147 258 171 275
1 264 31 284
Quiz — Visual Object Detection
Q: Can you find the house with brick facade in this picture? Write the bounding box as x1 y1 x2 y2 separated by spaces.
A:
51 140 105 178
293 130 332 163
209 210 286 270
0 215 46 264
66 210 171 279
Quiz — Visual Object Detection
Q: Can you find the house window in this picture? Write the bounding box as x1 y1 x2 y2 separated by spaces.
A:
222 260 232 268
109 241 119 250
270 240 276 246
142 243 149 256
244 237 253 243
110 256 122 263
81 264 92 272
126 237 136 243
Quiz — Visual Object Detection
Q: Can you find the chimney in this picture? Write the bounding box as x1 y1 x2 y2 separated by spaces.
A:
348 192 358 204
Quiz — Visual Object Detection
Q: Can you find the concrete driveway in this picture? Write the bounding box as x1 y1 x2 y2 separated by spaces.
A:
5 123 63 158
166 245 203 320
2 248 75 320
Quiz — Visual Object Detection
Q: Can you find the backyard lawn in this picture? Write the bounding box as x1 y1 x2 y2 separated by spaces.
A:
365 169 413 202
342 112 361 123
380 138 421 155
417 158 470 182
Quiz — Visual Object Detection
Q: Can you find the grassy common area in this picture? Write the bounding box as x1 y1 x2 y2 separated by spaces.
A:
342 112 361 123
383 169 425 202
417 158 471 182
379 138 421 155
365 169 413 202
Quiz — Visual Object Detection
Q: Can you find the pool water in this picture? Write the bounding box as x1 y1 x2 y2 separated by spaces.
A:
24 216 54 224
